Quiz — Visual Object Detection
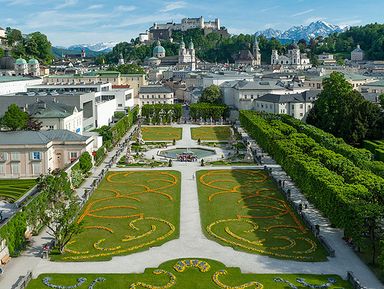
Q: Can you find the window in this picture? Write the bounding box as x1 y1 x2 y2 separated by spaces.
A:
0 152 7 162
70 152 78 161
31 151 41 160
32 162 41 175
48 125 54 129
291 105 294 110
118 104 123 107
300 104 304 109
11 163 20 175
11 152 20 161
300 113 304 117
0 164 4 174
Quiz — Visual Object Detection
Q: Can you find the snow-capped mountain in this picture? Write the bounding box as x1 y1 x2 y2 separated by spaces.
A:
255 21 346 40
66 42 118 52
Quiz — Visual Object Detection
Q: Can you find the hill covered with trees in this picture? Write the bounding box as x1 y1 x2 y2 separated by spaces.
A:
102 23 384 65
0 27 53 64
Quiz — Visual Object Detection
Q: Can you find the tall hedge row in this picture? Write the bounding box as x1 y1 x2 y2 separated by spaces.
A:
240 111 383 243
111 106 139 144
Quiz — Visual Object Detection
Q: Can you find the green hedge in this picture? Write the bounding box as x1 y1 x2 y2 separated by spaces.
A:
111 106 139 144
190 103 229 120
240 111 383 245
141 104 182 124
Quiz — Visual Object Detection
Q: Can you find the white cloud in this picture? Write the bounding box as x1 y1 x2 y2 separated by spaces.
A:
292 9 314 17
114 5 136 12
260 6 280 13
160 1 187 12
88 4 103 10
55 0 78 9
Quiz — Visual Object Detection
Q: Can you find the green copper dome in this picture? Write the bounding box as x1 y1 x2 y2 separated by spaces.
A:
28 58 39 65
15 58 27 65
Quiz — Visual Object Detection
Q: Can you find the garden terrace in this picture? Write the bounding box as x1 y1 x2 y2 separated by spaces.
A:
26 258 351 289
240 111 384 270
191 126 231 141
55 171 181 261
142 126 182 141
197 169 328 261
0 179 36 202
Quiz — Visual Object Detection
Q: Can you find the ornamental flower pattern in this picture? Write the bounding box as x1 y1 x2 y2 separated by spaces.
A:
62 171 180 261
198 170 324 260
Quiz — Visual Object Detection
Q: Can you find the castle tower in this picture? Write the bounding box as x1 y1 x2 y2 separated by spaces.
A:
253 36 261 66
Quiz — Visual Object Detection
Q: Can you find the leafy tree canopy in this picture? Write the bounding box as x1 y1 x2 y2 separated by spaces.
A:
307 72 384 145
200 85 223 104
0 104 29 131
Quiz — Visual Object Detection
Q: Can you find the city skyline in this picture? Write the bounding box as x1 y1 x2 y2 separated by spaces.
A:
0 0 382 46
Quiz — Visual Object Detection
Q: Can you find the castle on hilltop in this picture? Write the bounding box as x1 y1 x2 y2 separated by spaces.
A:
139 16 228 43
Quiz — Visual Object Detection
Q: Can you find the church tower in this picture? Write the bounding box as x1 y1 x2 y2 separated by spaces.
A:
291 42 301 66
271 50 279 65
189 40 196 71
253 36 261 66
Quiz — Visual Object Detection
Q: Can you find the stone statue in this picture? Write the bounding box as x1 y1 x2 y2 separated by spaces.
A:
244 142 254 161
220 116 224 125
137 120 145 145
210 117 213 125
125 144 134 164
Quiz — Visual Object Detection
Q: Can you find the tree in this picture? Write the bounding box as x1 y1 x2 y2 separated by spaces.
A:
0 104 29 130
379 94 384 108
111 63 145 74
79 152 93 174
43 196 83 253
39 172 84 253
307 72 384 145
27 117 42 131
200 85 223 104
6 27 22 46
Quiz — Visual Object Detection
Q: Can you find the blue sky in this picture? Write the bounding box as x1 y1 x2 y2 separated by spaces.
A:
0 0 382 46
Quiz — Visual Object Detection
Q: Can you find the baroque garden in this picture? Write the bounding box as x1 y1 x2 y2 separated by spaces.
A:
15 120 376 289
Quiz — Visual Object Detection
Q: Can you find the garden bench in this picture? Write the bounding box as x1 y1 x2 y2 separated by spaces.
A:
1 255 11 265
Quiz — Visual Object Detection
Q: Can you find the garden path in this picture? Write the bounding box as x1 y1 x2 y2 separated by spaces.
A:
1 124 382 289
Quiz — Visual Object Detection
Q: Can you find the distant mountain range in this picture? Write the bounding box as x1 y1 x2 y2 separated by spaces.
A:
66 42 118 52
52 42 117 58
255 21 346 41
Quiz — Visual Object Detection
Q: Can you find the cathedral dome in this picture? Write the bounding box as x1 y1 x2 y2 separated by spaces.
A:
28 58 39 65
0 50 15 70
15 58 27 65
153 40 165 55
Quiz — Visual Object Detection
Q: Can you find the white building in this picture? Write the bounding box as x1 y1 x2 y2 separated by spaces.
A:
351 45 364 62
221 79 308 111
0 76 43 95
138 85 174 106
179 39 196 70
254 91 319 121
271 44 311 69
27 100 84 134
317 53 336 65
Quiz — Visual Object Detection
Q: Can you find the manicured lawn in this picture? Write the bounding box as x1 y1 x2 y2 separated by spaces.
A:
54 171 181 261
142 126 182 141
0 179 36 202
191 126 231 141
197 170 328 261
26 258 351 289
